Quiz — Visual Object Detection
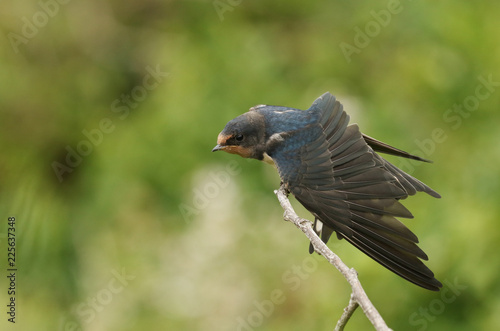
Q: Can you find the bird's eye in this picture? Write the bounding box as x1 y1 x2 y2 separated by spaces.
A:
235 134 244 141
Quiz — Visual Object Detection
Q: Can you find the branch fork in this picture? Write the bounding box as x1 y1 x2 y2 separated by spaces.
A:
274 185 392 331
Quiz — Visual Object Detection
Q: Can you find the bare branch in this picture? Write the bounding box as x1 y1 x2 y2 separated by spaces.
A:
334 294 358 331
274 185 392 331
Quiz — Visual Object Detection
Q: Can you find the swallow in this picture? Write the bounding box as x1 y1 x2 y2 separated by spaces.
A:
212 92 442 291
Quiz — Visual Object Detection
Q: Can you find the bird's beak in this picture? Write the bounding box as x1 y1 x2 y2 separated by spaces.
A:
213 133 230 152
212 144 224 152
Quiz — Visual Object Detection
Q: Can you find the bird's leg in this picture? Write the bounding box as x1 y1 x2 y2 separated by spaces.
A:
279 181 290 197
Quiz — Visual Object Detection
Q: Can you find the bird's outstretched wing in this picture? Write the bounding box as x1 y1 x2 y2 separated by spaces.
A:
270 93 442 291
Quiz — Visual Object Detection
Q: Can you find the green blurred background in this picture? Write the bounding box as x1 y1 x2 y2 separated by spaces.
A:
1 0 499 330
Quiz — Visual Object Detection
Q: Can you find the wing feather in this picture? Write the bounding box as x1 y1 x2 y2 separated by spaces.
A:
271 92 441 290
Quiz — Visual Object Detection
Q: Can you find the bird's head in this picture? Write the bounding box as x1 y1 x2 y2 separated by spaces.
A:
212 111 266 160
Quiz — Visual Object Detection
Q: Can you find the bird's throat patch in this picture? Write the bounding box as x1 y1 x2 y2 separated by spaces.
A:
222 145 254 158
262 152 275 165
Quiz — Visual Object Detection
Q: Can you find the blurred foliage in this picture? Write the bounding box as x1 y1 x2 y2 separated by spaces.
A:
0 0 499 330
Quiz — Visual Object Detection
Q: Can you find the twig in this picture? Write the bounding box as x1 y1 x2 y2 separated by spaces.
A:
274 185 392 331
334 294 358 331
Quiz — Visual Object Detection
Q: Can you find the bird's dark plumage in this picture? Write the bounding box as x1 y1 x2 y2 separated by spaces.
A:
213 92 441 291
